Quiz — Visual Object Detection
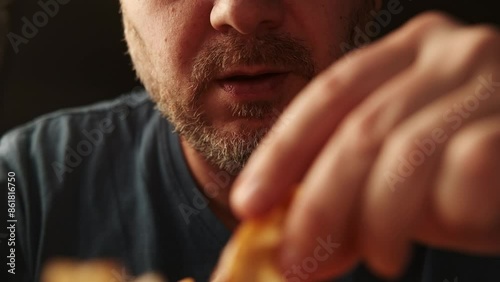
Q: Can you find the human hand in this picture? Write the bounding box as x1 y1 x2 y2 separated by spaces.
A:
231 12 500 280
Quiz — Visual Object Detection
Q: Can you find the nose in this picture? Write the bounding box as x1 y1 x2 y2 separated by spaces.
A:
211 0 285 35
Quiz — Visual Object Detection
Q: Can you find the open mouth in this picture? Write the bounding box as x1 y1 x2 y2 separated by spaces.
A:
213 65 291 99
216 69 290 99
223 72 285 82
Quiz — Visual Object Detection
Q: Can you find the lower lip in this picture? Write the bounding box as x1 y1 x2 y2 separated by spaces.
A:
217 73 288 99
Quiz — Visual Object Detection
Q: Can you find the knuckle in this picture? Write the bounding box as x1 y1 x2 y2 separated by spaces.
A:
440 129 500 232
468 25 500 44
406 11 456 35
321 71 347 93
387 11 458 52
383 128 433 177
440 198 500 235
414 11 456 26
448 129 498 181
385 129 420 161
322 64 360 94
461 26 500 61
339 111 383 157
439 195 500 237
415 24 500 82
313 71 351 106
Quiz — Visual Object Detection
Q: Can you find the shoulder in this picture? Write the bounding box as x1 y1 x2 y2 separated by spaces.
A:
1 88 152 148
3 88 152 139
0 88 161 184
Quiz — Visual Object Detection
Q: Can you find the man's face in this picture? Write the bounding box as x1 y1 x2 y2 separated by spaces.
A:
121 0 374 173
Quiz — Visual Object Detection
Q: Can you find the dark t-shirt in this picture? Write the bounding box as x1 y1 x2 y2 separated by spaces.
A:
1 90 499 282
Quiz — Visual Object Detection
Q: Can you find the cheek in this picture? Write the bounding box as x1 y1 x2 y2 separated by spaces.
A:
289 1 359 70
124 0 212 80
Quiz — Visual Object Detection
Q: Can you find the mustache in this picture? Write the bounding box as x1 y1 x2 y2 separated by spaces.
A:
189 32 316 96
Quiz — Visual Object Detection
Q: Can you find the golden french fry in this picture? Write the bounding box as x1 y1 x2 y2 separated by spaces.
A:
41 259 122 282
210 193 295 282
135 273 166 282
41 259 166 282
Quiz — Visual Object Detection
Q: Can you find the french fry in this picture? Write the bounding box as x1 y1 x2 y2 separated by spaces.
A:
210 194 294 282
41 259 123 282
41 259 166 282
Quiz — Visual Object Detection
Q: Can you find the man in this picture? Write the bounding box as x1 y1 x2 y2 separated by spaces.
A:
1 0 499 281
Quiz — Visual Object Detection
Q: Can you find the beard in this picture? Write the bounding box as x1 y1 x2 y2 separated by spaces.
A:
123 5 373 175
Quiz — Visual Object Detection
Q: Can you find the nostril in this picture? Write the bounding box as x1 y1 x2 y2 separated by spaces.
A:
210 0 285 35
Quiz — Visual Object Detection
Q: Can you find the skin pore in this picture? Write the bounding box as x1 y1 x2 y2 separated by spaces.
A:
120 0 377 229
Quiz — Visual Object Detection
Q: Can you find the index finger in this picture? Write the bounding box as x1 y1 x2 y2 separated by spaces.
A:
230 15 441 218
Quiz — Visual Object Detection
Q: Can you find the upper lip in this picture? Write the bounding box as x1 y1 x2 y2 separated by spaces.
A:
216 66 289 80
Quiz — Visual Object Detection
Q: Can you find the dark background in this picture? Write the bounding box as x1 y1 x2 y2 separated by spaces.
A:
0 0 499 279
1 0 500 135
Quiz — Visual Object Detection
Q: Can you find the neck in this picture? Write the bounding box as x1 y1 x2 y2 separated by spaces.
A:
180 137 240 230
